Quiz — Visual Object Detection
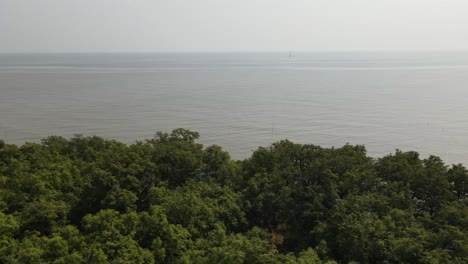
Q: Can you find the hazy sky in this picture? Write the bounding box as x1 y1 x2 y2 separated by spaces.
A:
1 0 468 53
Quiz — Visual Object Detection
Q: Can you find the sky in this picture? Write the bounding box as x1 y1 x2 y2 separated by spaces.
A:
1 0 468 53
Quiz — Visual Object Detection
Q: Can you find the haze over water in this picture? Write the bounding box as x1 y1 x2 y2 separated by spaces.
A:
1 52 468 164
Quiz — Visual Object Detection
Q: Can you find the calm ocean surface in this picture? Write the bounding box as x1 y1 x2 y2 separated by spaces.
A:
1 52 468 164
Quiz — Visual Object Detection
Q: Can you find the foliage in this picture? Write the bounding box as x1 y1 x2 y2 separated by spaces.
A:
0 129 466 263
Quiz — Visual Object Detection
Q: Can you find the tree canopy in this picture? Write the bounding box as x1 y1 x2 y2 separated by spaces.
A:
0 129 466 263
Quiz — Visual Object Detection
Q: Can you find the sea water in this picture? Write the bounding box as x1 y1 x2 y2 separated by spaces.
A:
1 52 468 164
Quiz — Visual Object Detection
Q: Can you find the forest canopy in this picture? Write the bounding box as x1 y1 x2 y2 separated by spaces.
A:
0 128 466 263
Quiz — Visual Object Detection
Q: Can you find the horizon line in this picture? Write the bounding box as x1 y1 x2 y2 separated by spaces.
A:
1 49 468 55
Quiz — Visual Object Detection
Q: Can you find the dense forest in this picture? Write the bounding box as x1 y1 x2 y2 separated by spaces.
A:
0 128 466 263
